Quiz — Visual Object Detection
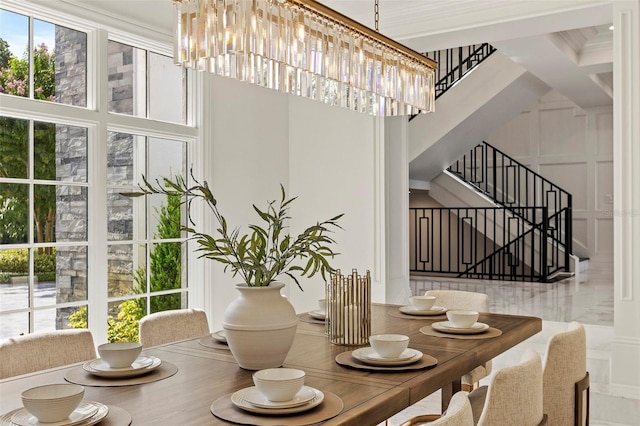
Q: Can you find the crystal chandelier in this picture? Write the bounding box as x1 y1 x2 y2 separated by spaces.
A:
173 0 436 116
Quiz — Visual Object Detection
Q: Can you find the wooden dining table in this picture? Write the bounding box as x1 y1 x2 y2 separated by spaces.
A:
0 304 541 425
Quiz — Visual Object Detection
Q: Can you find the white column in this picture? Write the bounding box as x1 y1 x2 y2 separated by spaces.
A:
384 116 412 305
612 0 640 394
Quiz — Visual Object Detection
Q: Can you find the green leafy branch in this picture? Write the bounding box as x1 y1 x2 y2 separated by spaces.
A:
124 171 343 290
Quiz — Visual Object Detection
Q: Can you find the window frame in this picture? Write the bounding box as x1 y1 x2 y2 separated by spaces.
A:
0 0 201 343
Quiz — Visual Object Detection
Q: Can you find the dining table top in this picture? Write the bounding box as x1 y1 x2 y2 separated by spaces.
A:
0 304 542 425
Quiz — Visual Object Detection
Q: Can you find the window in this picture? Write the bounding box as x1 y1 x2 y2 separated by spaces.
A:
0 3 196 342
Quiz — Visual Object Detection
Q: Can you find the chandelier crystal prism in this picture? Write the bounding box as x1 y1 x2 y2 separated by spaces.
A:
174 0 436 116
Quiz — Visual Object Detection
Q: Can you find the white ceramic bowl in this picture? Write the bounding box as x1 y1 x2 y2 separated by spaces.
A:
446 310 479 328
253 368 306 402
21 384 84 423
318 298 327 313
98 341 142 368
409 295 436 311
369 334 410 358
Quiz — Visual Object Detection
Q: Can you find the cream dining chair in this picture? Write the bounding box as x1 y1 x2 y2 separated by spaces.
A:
399 391 474 426
138 308 210 348
0 329 97 379
543 321 589 426
424 289 491 390
468 349 547 426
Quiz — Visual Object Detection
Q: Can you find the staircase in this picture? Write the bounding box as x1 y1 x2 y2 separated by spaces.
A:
409 45 575 283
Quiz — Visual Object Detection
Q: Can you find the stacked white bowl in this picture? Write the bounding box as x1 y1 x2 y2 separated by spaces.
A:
369 334 410 358
253 368 305 402
98 341 142 368
21 384 84 423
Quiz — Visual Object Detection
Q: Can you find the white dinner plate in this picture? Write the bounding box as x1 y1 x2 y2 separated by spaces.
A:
231 387 324 415
211 330 227 343
89 356 153 372
352 347 423 366
4 402 108 426
83 355 161 378
242 385 317 409
432 321 490 335
308 310 326 320
399 306 447 316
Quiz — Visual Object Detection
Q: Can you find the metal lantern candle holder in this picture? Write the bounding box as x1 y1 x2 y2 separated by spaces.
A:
326 269 371 345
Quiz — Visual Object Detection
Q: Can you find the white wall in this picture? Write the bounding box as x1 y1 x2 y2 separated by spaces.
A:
200 75 380 328
486 89 614 269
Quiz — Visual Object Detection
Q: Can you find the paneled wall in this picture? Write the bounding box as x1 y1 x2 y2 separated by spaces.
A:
486 90 613 269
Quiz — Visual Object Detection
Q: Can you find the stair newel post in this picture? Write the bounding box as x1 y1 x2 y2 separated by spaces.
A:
541 206 549 282
492 144 497 201
565 194 572 272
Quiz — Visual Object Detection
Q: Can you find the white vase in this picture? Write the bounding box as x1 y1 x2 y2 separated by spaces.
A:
222 281 298 370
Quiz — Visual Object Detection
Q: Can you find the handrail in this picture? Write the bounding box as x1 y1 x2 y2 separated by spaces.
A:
447 141 572 273
409 43 496 121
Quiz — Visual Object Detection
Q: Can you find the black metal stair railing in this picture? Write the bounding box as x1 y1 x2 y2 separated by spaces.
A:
409 44 496 121
410 206 551 282
447 141 572 277
425 43 497 100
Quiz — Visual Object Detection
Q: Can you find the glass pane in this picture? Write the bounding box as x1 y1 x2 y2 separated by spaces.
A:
55 185 88 242
147 138 186 234
107 243 146 297
53 245 87 304
0 312 28 340
107 298 144 342
0 183 28 244
0 116 29 179
33 306 58 332
34 121 56 180
53 124 88 183
150 293 185 314
108 40 146 116
0 9 29 98
0 248 29 310
33 265 56 307
67 304 88 330
149 242 183 294
33 184 55 243
149 52 186 124
107 131 138 187
37 20 88 107
107 189 135 241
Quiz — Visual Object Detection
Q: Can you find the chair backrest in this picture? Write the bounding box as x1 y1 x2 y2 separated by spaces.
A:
432 391 474 426
477 349 544 426
0 329 96 379
425 289 489 312
543 321 587 425
138 308 210 348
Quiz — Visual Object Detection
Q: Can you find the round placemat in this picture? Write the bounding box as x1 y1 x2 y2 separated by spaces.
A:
199 335 231 351
297 313 326 325
419 325 502 339
335 351 437 372
64 361 178 387
0 405 131 426
210 390 343 425
387 310 447 320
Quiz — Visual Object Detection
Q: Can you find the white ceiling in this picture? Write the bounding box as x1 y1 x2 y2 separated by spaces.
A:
39 0 614 108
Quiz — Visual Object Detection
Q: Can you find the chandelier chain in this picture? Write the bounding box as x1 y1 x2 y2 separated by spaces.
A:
374 0 379 31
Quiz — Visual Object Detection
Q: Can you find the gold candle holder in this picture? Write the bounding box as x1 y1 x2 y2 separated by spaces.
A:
326 269 371 345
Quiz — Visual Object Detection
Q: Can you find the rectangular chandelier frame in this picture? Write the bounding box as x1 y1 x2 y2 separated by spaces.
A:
174 0 437 116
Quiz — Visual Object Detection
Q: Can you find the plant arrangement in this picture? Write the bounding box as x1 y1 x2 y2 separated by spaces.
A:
127 172 343 290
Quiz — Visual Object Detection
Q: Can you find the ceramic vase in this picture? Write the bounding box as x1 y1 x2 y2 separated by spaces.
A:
222 281 298 370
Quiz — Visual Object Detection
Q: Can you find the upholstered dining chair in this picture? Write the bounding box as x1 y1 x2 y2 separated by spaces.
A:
424 289 491 390
0 329 97 379
138 308 210 348
543 321 589 426
399 391 474 426
467 349 547 426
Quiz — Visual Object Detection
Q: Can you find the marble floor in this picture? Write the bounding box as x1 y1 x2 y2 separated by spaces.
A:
382 268 640 426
